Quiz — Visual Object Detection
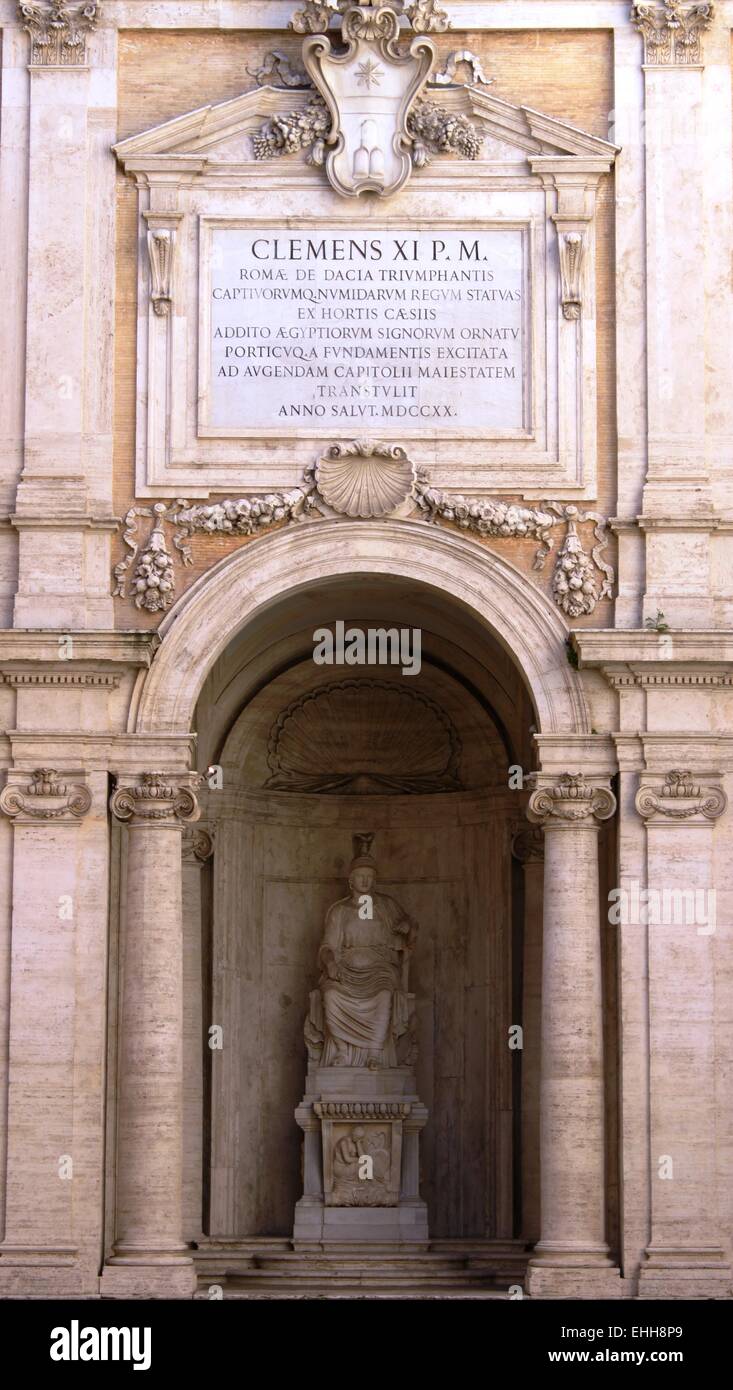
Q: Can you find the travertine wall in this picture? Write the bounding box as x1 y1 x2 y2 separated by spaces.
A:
0 0 731 1303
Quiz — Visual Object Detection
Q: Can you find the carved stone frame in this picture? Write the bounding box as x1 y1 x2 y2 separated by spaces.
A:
114 86 617 501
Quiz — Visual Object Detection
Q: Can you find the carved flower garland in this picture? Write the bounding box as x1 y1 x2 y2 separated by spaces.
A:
113 443 614 621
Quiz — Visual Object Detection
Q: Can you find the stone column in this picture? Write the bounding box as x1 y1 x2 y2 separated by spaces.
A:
635 769 730 1297
101 772 200 1298
181 826 214 1245
525 773 624 1297
511 825 544 1246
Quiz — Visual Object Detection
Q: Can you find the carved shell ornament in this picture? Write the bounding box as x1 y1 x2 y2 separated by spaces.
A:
265 678 462 793
315 441 416 517
113 442 615 621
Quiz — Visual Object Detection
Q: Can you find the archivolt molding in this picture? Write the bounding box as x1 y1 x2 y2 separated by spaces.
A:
133 519 591 738
113 442 614 621
635 770 727 822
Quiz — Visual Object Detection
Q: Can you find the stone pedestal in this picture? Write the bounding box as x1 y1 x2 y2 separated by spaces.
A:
294 1067 428 1247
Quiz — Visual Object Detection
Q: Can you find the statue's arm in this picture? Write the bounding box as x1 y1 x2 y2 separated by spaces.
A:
383 895 417 949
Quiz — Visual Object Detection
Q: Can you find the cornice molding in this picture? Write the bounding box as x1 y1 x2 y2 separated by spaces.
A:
1 670 121 689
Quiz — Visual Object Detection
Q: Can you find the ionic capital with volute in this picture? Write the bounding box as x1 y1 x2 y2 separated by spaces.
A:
109 771 201 826
527 772 617 828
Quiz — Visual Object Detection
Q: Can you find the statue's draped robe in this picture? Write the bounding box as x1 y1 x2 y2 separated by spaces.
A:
314 892 410 1067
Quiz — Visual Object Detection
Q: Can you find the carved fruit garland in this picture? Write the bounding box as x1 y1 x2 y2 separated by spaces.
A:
113 444 614 620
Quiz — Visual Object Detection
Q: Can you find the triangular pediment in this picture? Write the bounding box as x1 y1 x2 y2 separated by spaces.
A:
113 82 618 173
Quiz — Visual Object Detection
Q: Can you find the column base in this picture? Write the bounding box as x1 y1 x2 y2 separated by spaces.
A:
527 1246 628 1299
100 1256 196 1299
638 1247 732 1300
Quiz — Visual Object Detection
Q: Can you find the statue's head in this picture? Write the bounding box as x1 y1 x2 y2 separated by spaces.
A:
348 831 377 895
349 864 376 895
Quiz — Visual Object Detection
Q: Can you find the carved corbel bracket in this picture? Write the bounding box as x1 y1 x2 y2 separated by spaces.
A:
630 2 714 67
557 230 587 322
18 1 101 68
550 214 592 323
0 768 92 822
143 212 183 319
635 769 727 822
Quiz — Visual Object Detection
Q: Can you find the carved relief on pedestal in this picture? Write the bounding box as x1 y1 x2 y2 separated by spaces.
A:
0 768 91 822
630 2 714 66
18 1 101 67
635 769 727 822
316 1105 408 1206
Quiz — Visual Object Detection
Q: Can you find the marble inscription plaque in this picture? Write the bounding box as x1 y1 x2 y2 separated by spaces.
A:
206 228 527 435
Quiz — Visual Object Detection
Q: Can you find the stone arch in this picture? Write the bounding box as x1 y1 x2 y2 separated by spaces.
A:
134 519 589 737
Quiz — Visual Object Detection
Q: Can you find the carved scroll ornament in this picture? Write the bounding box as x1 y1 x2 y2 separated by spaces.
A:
113 443 615 621
528 773 617 826
109 772 200 826
291 1 451 36
635 770 727 822
0 768 92 822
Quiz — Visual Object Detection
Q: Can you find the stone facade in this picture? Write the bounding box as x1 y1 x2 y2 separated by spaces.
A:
0 0 731 1301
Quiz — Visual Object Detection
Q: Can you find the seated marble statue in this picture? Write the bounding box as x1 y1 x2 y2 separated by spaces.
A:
305 834 417 1069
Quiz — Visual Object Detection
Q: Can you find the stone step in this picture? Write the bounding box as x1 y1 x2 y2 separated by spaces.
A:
197 1286 510 1300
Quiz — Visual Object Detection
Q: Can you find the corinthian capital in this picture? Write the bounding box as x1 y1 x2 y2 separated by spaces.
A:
630 3 714 66
635 769 727 822
528 773 617 826
110 771 201 826
19 2 102 67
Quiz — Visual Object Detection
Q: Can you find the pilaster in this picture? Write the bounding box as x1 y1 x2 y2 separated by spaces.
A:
634 764 731 1297
12 4 118 629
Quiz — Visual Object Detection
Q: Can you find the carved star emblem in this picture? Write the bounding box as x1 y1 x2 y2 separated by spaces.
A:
356 59 384 90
